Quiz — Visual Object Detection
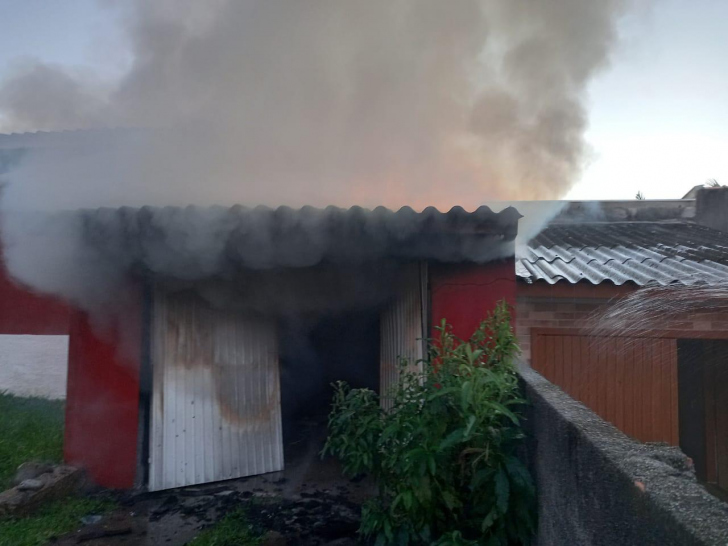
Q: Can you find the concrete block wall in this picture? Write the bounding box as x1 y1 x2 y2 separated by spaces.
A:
519 365 728 546
515 295 728 363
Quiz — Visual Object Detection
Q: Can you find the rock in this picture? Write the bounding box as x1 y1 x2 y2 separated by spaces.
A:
323 539 358 546
17 479 44 492
214 490 235 497
0 466 84 518
316 517 359 540
149 495 180 521
181 484 230 496
0 489 27 517
76 523 132 542
81 514 103 525
261 530 288 546
13 462 52 486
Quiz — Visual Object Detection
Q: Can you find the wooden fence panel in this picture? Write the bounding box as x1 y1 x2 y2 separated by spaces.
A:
532 332 679 446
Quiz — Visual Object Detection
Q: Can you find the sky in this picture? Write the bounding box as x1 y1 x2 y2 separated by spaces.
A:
0 0 725 201
572 0 728 200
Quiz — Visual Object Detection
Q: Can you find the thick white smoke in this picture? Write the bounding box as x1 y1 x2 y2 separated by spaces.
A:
1 0 627 211
0 0 628 310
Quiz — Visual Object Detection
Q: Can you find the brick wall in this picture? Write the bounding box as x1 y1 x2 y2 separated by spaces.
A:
516 293 728 363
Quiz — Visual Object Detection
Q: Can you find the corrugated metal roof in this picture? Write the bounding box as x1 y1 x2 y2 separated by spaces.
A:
517 222 728 286
70 204 521 277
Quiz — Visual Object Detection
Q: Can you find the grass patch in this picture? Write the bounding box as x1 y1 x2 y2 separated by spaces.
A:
190 509 262 546
0 497 114 546
0 392 64 490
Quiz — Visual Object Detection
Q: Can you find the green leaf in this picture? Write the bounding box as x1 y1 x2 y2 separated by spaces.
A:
403 491 413 510
486 534 502 546
383 518 393 542
461 381 473 410
439 428 464 451
481 508 498 532
397 526 411 545
464 415 477 438
494 467 510 514
471 468 494 489
505 456 534 492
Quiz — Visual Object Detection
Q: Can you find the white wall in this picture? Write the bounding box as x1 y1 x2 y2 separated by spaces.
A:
0 334 69 399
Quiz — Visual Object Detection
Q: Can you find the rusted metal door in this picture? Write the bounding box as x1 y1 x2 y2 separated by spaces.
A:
532 332 679 446
149 291 283 491
380 263 427 409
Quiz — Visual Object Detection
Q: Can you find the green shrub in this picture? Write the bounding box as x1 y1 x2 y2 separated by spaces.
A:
323 302 535 545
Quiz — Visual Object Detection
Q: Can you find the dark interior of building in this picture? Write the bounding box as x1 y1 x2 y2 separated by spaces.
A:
678 339 728 497
278 309 381 458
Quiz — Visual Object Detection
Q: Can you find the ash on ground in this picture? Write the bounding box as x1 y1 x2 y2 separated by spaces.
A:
53 416 373 545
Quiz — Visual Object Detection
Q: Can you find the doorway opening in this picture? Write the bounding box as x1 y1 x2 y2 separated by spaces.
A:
278 310 381 486
678 339 728 496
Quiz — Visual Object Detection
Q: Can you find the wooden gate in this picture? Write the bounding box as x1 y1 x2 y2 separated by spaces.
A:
531 331 679 446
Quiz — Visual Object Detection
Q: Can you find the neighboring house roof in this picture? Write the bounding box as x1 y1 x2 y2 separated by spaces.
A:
517 221 728 286
682 185 705 199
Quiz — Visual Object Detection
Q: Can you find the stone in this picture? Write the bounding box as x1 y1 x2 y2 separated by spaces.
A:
17 479 44 492
322 539 358 546
214 490 235 497
12 462 52 486
0 465 84 517
76 523 133 542
261 530 288 546
0 489 28 517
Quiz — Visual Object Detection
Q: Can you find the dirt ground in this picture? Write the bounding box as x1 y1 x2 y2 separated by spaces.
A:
52 416 374 545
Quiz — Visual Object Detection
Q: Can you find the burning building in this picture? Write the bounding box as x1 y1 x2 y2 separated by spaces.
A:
57 204 521 490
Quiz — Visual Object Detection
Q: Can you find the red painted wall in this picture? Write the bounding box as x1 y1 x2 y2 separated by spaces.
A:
64 287 142 489
0 257 70 334
430 258 516 340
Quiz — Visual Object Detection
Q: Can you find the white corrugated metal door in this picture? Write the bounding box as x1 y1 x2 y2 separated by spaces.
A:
149 290 283 491
380 263 427 409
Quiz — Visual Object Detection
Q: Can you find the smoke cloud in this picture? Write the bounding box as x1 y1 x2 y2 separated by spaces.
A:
1 0 627 211
0 0 629 311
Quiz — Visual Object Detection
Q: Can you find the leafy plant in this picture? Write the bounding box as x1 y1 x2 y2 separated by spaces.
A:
323 302 535 545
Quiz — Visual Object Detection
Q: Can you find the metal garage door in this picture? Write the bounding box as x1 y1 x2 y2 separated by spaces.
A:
149 291 283 491
532 332 679 445
380 263 428 409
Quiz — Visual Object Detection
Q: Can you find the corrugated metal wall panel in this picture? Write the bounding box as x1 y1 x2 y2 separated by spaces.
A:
532 332 679 446
150 291 283 491
380 263 427 410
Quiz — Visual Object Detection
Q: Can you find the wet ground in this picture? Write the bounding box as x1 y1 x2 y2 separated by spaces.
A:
52 416 374 545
